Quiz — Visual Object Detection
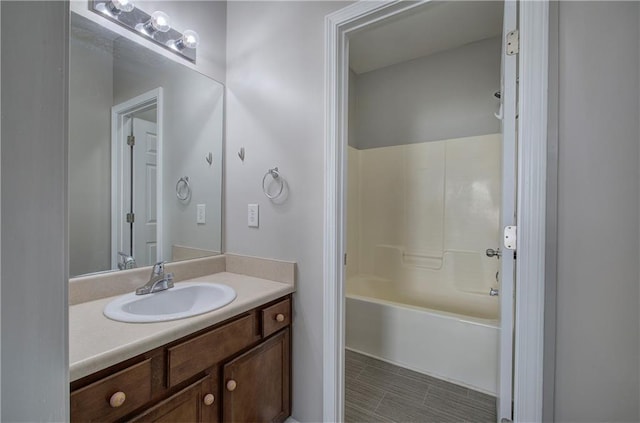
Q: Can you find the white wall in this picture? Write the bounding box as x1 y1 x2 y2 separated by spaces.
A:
69 30 113 277
225 2 347 421
1 2 69 420
554 2 640 421
352 37 501 149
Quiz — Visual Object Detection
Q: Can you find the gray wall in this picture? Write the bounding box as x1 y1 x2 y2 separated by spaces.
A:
1 1 69 421
352 37 501 149
554 2 640 421
543 2 559 421
68 33 113 277
225 2 346 421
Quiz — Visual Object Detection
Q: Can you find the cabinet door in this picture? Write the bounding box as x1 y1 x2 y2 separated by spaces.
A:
223 328 290 423
130 373 218 423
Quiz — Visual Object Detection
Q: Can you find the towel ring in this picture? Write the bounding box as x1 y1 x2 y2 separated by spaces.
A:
176 176 191 201
262 167 284 199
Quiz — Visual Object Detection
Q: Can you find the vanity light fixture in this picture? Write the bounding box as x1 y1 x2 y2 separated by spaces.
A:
90 0 198 63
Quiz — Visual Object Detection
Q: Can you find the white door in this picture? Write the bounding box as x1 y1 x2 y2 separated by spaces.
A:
498 1 518 421
132 117 158 266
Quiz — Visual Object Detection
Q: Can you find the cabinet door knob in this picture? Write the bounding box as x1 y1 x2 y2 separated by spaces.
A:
226 379 237 392
275 313 285 322
109 391 126 408
203 393 215 406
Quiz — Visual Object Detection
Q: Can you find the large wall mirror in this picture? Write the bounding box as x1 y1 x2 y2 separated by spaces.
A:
69 13 223 278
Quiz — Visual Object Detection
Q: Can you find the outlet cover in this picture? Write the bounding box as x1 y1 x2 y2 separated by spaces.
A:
248 204 259 228
197 204 206 224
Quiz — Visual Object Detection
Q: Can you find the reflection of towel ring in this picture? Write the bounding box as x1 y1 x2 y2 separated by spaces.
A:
262 167 284 199
176 176 191 201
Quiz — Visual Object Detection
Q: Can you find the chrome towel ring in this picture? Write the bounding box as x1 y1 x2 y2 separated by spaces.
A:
176 176 191 201
262 167 284 199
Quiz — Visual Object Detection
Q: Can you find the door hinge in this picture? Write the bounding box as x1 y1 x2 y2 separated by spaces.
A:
127 135 136 147
126 212 135 223
506 29 519 55
344 253 347 266
504 226 517 250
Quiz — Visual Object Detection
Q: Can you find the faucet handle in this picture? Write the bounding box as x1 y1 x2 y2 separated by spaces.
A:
151 261 166 275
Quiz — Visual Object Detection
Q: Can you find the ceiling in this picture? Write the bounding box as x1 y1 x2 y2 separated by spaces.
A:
349 1 504 74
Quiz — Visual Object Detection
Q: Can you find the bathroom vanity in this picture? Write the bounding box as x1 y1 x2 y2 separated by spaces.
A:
67 7 295 421
69 256 295 423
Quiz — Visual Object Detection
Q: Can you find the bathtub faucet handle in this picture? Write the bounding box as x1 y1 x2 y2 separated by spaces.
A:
486 248 502 259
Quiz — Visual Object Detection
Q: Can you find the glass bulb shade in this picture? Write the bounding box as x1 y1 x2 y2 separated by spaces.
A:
181 30 199 49
150 11 171 32
111 0 134 12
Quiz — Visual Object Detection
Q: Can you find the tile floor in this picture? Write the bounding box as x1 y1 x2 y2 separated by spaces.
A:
345 350 497 423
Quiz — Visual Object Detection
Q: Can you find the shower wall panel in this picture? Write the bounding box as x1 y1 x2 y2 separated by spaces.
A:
347 133 501 296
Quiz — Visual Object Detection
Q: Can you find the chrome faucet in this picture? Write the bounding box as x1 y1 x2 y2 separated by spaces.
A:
117 252 137 270
136 262 174 295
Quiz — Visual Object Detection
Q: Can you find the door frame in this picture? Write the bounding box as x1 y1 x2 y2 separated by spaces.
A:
322 1 549 422
111 87 164 269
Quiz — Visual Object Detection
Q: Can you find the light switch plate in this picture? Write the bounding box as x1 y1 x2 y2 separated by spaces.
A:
248 204 259 228
197 204 206 224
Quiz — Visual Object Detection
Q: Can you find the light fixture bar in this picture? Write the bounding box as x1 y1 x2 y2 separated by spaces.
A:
91 0 197 63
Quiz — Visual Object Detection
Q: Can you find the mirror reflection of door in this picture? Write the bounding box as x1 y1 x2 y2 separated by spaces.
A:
128 115 158 267
112 91 162 272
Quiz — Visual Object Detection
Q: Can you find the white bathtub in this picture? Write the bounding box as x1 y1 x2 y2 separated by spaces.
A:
346 276 499 395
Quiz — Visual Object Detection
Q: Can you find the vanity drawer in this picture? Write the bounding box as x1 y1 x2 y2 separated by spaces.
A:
167 313 257 387
261 297 291 338
70 359 152 422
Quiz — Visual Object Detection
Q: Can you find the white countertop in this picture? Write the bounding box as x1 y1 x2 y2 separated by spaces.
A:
69 272 294 382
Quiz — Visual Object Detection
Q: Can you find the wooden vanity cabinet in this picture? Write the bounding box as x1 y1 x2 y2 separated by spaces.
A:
223 328 290 423
130 374 216 423
70 295 291 423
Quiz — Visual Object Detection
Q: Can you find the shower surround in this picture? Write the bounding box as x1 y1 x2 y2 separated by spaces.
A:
346 133 501 393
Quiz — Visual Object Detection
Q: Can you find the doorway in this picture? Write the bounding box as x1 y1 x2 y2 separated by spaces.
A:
344 1 505 421
111 88 164 270
323 1 549 422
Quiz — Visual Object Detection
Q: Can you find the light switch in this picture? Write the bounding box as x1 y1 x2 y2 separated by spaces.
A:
197 204 206 224
248 204 259 228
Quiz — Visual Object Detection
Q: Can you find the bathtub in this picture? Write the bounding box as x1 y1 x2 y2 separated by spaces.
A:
346 275 499 394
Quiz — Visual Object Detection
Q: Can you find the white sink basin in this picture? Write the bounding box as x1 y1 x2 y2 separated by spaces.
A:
104 282 237 323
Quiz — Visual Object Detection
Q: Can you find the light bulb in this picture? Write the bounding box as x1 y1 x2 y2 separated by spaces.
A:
173 30 199 50
111 0 134 13
138 11 171 34
99 0 134 15
181 30 199 49
149 11 171 32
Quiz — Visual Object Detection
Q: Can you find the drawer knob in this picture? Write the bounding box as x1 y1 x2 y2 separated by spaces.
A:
275 313 285 322
109 391 126 408
203 393 215 406
226 379 237 392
